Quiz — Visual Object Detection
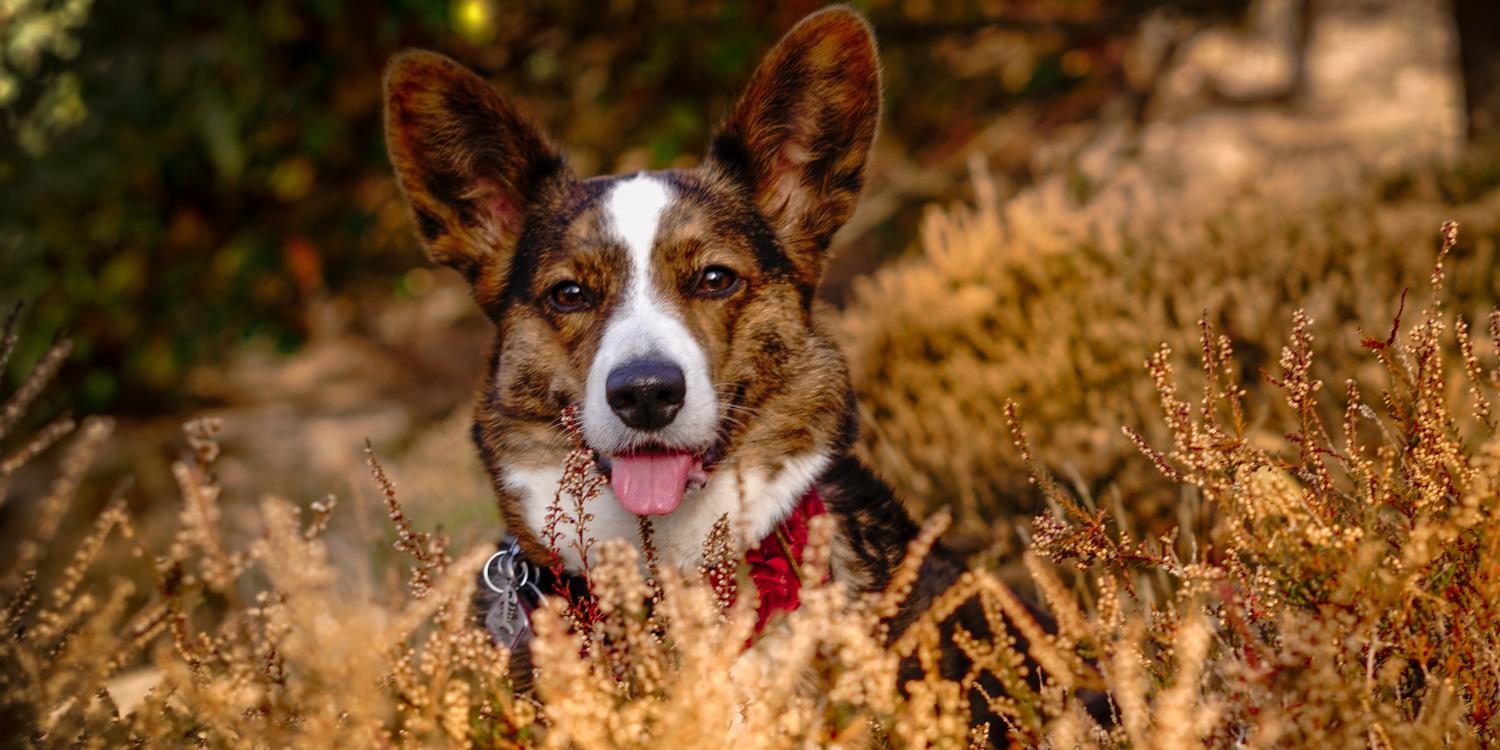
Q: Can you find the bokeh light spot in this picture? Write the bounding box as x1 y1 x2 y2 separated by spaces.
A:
451 0 497 45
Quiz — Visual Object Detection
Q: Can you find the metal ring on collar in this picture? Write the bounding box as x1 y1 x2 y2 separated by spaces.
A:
482 549 514 594
482 540 545 599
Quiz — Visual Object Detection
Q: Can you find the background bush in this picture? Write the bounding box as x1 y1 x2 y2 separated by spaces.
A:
845 168 1500 548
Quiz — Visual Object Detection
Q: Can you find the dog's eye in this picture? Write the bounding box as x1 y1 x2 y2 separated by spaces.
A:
546 281 593 312
692 266 741 298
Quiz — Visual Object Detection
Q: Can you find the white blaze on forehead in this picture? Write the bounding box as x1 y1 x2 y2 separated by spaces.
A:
581 175 718 456
606 176 672 277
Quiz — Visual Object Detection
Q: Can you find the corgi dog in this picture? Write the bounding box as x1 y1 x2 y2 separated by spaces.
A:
383 6 1076 738
384 4 927 593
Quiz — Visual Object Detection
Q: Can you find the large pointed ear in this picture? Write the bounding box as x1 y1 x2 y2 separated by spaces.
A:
706 6 881 282
384 50 571 285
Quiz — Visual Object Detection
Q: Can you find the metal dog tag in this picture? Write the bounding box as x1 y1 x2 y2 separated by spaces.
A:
482 540 542 650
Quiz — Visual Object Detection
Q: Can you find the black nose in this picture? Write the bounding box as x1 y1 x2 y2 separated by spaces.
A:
605 359 686 431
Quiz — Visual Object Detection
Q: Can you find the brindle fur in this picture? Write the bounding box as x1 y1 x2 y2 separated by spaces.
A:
386 7 1092 742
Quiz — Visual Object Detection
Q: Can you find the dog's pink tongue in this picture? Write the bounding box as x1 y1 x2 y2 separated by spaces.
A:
609 452 696 516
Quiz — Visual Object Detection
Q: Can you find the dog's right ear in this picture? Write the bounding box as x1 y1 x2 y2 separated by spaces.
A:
384 51 570 284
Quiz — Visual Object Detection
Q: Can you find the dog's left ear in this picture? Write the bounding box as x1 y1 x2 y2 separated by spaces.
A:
707 6 881 283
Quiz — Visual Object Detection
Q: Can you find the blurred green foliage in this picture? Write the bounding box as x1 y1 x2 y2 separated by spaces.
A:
1 0 1207 414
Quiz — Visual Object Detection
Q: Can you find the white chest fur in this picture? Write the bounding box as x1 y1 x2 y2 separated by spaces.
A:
504 450 829 571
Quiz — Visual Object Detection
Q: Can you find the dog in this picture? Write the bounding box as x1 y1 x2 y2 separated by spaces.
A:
383 5 1087 740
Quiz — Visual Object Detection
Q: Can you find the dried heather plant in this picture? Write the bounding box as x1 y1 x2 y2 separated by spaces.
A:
844 168 1500 544
534 405 606 638
0 318 546 748
368 439 451 599
1026 222 1500 747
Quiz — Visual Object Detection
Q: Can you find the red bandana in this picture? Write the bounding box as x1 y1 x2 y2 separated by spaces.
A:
519 486 827 644
744 486 827 635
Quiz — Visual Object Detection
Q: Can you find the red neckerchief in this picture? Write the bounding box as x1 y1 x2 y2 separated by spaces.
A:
524 486 827 642
744 485 826 635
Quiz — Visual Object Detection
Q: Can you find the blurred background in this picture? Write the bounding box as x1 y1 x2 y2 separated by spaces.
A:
3 0 1499 555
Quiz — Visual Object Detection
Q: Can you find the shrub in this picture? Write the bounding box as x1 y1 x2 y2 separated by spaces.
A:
1020 221 1500 745
842 169 1500 548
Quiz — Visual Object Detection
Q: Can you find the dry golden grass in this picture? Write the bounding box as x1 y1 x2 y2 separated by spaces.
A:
1019 220 1500 747
843 167 1500 547
2 170 1499 748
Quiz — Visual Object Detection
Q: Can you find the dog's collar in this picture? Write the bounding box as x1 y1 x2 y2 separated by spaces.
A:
481 485 827 647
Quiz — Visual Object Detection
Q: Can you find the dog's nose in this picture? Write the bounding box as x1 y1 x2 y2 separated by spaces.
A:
605 359 686 431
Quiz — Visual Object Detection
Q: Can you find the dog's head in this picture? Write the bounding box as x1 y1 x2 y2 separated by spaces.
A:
383 7 880 568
